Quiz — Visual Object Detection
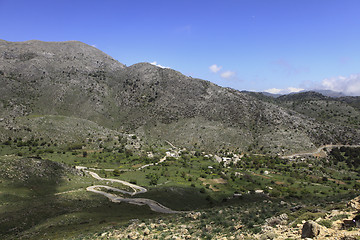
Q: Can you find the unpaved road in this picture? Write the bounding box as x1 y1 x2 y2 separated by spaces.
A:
282 144 360 159
137 155 167 170
76 166 178 214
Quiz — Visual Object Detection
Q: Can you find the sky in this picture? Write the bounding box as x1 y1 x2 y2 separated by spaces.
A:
1 0 360 95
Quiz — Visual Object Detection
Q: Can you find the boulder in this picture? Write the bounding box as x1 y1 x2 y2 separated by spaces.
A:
301 221 321 238
143 228 150 235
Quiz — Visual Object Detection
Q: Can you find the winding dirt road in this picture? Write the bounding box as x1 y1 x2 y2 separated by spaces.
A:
76 166 178 214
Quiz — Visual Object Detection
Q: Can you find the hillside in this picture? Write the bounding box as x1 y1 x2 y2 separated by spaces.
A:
273 91 360 130
1 40 360 154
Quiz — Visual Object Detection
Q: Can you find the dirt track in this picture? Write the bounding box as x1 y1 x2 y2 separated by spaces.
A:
76 166 178 214
282 144 360 159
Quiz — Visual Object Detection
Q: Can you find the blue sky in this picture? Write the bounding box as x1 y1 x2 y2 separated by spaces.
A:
1 0 360 95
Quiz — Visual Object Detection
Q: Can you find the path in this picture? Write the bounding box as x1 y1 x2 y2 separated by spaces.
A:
282 144 360 159
137 155 167 170
165 140 176 149
86 185 178 213
76 166 178 214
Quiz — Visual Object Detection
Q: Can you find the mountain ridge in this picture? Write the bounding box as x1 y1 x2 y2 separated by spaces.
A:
1 40 359 154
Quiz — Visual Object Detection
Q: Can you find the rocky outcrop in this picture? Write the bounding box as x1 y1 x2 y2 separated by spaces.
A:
265 213 288 226
347 196 360 211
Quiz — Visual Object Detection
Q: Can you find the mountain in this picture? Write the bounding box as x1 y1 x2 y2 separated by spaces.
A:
272 91 360 130
262 90 347 98
1 40 359 154
260 91 283 98
310 89 346 98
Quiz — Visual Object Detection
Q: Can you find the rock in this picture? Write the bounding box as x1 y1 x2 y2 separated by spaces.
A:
291 205 303 212
260 232 278 240
143 228 150 235
234 224 243 230
347 196 360 211
186 212 201 220
340 237 360 240
205 224 212 231
266 213 288 226
127 231 139 240
178 228 188 235
301 221 321 238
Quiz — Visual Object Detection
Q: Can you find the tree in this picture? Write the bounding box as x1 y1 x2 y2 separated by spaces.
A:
146 173 159 185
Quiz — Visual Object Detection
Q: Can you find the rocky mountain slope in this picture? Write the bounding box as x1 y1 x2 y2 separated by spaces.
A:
1 40 359 154
273 92 360 130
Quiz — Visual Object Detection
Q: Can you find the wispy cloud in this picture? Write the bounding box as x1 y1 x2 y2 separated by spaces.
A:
150 61 170 69
220 71 236 79
264 87 304 95
209 64 222 73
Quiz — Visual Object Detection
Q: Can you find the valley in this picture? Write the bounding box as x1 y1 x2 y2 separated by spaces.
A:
0 40 359 239
0 131 359 239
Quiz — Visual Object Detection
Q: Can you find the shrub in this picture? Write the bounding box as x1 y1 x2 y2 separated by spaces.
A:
67 143 83 151
318 220 332 228
331 214 349 221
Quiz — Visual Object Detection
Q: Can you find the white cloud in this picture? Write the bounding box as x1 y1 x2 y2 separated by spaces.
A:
320 74 360 96
91 44 97 48
209 64 239 81
220 71 236 79
265 87 304 95
150 61 169 69
209 64 222 73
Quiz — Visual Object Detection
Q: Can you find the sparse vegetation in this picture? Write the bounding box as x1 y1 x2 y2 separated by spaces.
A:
0 40 359 239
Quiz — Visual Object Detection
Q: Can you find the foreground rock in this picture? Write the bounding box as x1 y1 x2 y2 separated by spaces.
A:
301 221 321 238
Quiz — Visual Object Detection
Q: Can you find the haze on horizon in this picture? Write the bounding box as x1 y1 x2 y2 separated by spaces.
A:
1 0 360 96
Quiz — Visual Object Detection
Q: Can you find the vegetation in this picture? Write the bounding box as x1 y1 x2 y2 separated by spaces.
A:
0 137 359 239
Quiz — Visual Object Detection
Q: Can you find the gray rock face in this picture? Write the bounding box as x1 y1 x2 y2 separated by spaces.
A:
266 213 288 226
301 221 321 238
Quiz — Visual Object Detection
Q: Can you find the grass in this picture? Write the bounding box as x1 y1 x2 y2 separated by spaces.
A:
133 186 212 211
0 155 160 240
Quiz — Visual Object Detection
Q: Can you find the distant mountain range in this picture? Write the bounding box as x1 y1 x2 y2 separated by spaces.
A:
262 89 347 98
1 39 359 154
